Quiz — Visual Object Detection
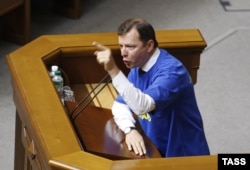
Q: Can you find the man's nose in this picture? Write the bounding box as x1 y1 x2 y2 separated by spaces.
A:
120 47 127 56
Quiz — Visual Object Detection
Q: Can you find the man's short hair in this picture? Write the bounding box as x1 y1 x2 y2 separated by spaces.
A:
117 18 158 47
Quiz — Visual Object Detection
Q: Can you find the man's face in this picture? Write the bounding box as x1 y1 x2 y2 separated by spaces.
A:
118 28 152 69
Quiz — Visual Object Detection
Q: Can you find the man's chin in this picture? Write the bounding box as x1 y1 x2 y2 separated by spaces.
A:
123 61 136 69
125 65 134 69
123 62 131 68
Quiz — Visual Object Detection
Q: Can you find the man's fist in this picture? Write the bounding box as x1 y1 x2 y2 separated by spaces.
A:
93 42 119 78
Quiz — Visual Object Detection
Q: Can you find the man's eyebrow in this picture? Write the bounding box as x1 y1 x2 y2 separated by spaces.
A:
119 43 136 46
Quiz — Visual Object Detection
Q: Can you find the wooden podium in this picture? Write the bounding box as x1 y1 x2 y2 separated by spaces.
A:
6 29 217 170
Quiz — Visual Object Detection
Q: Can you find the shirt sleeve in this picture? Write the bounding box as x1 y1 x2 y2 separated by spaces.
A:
111 101 136 132
112 71 155 115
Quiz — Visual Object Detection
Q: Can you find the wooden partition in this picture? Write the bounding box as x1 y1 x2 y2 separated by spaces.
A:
53 0 81 19
0 0 81 44
0 0 30 44
6 29 217 170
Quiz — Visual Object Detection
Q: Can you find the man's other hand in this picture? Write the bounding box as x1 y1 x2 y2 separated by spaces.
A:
125 129 146 156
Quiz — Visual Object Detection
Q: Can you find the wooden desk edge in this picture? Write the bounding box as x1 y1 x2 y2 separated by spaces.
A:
49 152 217 170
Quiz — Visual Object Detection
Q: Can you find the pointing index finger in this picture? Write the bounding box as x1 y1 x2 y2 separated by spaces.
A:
92 41 108 51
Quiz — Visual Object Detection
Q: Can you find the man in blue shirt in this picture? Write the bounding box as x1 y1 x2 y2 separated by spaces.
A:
93 18 210 157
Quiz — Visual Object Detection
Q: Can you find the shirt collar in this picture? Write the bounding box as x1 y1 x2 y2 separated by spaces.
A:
141 48 160 72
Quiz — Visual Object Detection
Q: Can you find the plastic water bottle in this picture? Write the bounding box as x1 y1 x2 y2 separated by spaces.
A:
52 70 64 100
49 65 58 78
63 86 75 102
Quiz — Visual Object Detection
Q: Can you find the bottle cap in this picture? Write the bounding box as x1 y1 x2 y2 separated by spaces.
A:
51 65 58 72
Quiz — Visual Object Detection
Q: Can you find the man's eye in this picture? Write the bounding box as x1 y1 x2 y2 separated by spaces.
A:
127 46 135 50
120 45 136 50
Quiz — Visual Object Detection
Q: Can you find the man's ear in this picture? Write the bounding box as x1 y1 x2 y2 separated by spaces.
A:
147 40 155 52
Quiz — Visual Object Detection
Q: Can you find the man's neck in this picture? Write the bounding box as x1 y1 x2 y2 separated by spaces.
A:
141 48 160 72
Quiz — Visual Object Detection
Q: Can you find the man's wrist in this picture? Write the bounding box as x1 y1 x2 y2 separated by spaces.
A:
124 127 136 134
108 66 120 78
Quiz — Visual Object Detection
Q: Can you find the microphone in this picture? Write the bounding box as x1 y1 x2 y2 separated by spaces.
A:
70 74 112 121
